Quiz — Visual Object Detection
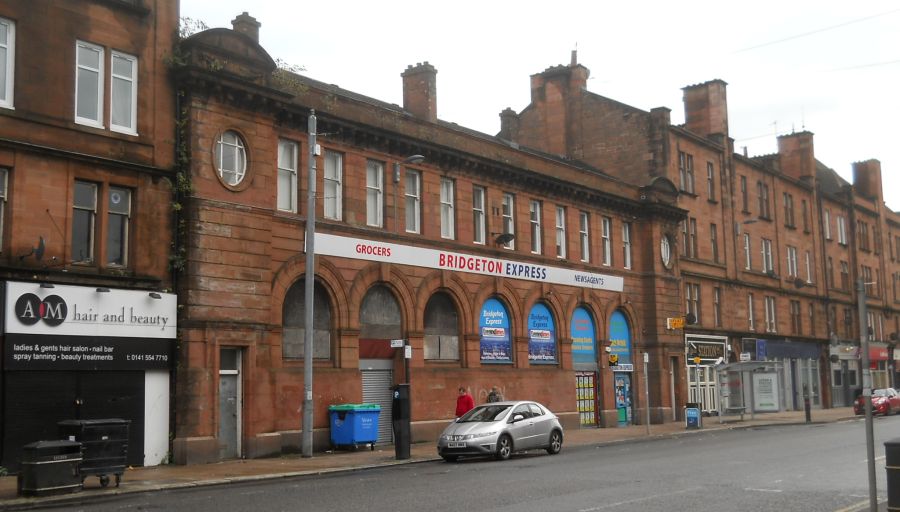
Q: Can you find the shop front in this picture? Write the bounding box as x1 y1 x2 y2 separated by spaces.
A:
829 343 860 407
571 307 599 427
685 334 726 413
1 282 175 470
755 338 821 411
609 310 633 426
868 343 890 390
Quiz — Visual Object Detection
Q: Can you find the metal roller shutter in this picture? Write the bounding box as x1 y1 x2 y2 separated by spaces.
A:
361 370 393 444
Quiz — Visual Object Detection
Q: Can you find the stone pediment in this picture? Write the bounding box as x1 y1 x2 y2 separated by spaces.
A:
181 28 276 84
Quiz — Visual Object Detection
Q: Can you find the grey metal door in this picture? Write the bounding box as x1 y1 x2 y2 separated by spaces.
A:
218 348 241 459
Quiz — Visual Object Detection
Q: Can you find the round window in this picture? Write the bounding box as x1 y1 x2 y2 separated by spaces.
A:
660 235 672 267
215 130 247 187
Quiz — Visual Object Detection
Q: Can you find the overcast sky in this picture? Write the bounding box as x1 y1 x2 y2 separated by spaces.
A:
181 1 900 211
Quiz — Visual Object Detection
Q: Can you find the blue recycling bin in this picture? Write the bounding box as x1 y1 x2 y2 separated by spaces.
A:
329 404 381 450
685 402 702 429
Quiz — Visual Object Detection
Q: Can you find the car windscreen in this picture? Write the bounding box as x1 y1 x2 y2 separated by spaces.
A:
459 405 511 422
873 389 889 397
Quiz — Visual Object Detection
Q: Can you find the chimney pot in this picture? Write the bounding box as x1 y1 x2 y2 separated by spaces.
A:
402 62 438 123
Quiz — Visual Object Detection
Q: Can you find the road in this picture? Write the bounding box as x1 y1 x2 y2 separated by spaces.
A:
60 416 896 512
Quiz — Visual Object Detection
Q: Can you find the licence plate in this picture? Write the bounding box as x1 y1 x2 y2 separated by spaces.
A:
448 441 466 448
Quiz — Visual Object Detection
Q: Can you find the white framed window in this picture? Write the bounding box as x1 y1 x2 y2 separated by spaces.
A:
761 238 773 273
786 246 798 277
110 51 137 134
215 130 247 186
707 162 715 200
824 210 832 239
579 211 590 262
405 170 421 233
323 150 343 221
555 206 566 258
685 283 700 324
366 159 384 227
72 180 97 263
277 139 298 213
501 193 515 249
622 222 632 269
529 200 542 254
0 168 7 251
0 17 15 109
75 41 104 127
710 223 718 263
601 216 612 266
472 186 486 245
748 294 755 331
107 186 131 266
440 178 455 239
743 233 751 270
837 215 847 245
765 296 777 333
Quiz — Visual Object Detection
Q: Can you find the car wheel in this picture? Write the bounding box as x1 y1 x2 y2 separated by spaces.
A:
886 406 892 416
546 430 562 455
495 435 512 460
441 455 458 463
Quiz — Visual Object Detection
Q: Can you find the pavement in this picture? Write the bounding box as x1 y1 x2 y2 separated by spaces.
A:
0 407 885 511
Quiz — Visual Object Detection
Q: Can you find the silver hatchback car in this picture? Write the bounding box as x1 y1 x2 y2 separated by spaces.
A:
437 400 564 462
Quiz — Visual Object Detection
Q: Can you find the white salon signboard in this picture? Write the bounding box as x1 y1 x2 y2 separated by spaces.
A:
4 282 176 371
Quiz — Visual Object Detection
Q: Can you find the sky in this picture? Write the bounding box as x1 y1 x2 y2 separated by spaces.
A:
181 1 900 211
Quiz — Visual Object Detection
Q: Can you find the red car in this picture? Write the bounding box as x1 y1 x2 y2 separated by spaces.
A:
854 388 900 416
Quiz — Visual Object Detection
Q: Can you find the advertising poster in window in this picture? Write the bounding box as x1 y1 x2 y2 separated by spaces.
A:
570 307 596 365
608 310 632 371
527 303 556 364
752 372 780 411
480 298 511 363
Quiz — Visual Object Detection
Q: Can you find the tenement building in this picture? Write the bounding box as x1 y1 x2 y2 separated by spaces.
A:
3 3 898 468
0 0 178 470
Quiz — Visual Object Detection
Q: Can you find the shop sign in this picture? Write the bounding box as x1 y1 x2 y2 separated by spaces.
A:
315 233 624 292
479 298 511 363
4 282 176 371
570 307 596 365
527 303 556 364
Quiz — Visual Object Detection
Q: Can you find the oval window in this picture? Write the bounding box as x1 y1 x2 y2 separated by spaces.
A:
215 130 247 187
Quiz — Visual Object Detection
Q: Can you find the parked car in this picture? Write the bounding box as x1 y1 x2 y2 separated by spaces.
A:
853 388 900 416
436 400 563 462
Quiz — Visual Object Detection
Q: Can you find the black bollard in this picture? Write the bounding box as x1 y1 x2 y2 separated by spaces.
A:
804 396 811 423
887 438 900 511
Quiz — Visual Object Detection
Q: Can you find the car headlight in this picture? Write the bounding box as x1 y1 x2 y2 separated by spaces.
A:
464 431 497 440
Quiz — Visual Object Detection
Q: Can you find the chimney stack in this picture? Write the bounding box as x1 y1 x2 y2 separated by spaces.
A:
499 108 520 141
232 12 261 43
853 159 883 202
777 131 815 181
402 62 437 122
682 80 729 139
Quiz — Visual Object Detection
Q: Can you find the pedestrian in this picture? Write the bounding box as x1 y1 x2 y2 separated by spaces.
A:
487 386 504 403
455 386 475 417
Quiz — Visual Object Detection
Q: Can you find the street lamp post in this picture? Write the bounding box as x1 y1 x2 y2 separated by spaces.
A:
857 278 877 510
301 110 317 458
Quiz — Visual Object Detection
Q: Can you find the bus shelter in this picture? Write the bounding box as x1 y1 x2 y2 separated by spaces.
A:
715 361 785 422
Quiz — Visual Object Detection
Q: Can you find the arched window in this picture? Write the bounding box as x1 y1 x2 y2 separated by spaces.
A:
424 292 459 360
215 130 247 187
359 285 401 340
282 280 332 359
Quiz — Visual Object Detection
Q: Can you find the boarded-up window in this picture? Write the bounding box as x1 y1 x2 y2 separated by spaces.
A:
282 281 332 359
424 292 459 360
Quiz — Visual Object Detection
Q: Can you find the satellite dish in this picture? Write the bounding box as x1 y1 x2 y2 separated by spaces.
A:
35 237 45 261
793 278 805 289
684 313 697 325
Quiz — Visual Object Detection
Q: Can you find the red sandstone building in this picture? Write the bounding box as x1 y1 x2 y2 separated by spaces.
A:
0 0 178 470
3 3 899 468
